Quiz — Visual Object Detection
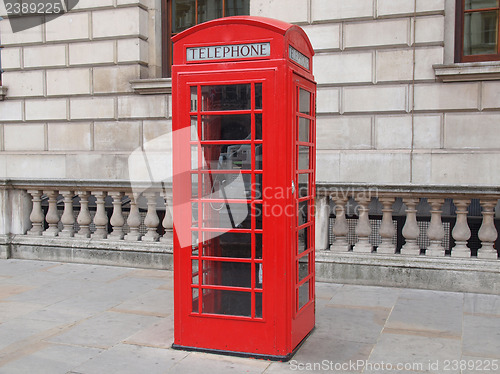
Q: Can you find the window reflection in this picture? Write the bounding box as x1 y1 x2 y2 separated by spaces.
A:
299 88 311 115
201 115 252 141
464 11 498 55
202 84 251 111
173 0 196 33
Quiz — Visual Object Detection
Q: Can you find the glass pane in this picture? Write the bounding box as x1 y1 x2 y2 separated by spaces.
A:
202 144 252 170
465 0 498 10
173 0 196 33
255 292 262 318
255 83 262 110
191 116 198 140
202 231 252 258
298 173 309 198
298 255 309 282
255 203 263 230
202 202 251 229
191 203 198 227
299 88 311 115
255 174 263 200
202 289 251 317
298 280 310 309
203 172 252 200
256 144 263 170
255 233 262 259
201 114 251 141
191 145 198 170
192 288 199 312
192 260 199 284
298 146 310 170
191 86 198 112
202 260 251 287
464 11 499 55
299 117 310 142
191 173 198 198
225 0 250 16
201 84 251 111
198 0 223 23
255 113 262 140
192 231 199 255
298 227 308 254
255 263 263 289
298 200 309 226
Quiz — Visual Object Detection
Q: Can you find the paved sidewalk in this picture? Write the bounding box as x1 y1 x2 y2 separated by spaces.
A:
0 260 499 374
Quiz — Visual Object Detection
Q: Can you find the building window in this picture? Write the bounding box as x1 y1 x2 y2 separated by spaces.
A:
162 0 250 77
456 0 500 62
0 16 3 85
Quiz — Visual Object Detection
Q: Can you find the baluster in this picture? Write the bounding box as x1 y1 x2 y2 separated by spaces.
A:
92 191 108 239
451 199 471 258
59 190 75 237
330 197 349 252
109 191 125 240
477 199 498 259
353 196 372 253
377 197 396 254
27 190 44 236
125 193 142 241
75 191 92 238
401 198 420 256
42 190 60 237
426 199 445 257
160 191 174 244
143 191 160 242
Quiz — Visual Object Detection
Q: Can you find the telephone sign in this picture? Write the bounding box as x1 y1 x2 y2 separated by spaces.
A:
187 42 271 61
171 16 316 361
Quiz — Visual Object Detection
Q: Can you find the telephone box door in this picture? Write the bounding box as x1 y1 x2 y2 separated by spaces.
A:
292 74 316 348
173 69 284 356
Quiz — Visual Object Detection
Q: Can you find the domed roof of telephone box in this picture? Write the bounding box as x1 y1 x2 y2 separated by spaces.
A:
172 16 314 65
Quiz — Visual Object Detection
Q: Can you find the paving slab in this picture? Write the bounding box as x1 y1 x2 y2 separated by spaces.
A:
47 311 161 349
0 343 102 374
462 314 500 358
464 293 500 317
0 259 499 373
72 343 187 374
366 332 462 374
166 351 270 374
123 315 175 349
314 305 389 344
327 284 401 309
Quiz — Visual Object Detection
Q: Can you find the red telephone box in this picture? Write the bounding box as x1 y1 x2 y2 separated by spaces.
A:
171 16 316 360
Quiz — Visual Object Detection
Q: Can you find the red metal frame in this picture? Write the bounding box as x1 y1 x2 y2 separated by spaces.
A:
172 16 316 360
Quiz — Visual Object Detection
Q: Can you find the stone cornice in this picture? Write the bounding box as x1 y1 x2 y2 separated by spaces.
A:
130 78 172 95
0 86 7 101
434 61 500 82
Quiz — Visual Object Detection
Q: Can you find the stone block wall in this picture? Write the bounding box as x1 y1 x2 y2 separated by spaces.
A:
253 0 500 186
0 0 499 186
0 0 165 181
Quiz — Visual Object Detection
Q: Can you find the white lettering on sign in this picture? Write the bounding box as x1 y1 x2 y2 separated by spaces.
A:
186 42 271 62
289 45 310 70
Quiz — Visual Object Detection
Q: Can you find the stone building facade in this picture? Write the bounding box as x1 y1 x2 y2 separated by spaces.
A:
0 0 499 293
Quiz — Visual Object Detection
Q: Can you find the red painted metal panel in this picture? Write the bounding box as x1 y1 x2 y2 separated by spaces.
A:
172 16 316 360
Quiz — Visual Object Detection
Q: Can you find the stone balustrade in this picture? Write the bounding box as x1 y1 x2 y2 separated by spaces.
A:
1 180 500 293
315 184 500 260
22 186 173 244
0 180 173 268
